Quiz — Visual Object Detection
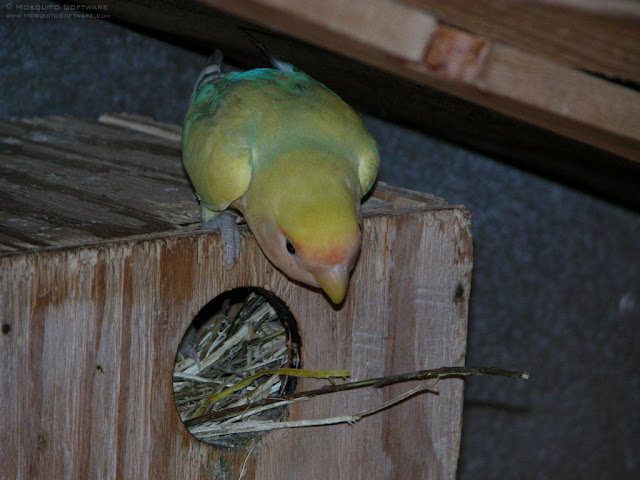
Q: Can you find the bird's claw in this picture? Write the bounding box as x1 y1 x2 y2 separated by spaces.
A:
203 210 242 270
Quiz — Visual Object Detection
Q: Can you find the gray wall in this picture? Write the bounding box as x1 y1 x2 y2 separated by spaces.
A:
2 4 639 479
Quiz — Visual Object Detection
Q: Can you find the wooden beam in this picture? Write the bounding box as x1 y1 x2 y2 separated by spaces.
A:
242 0 438 62
201 0 640 161
413 26 640 160
407 0 640 83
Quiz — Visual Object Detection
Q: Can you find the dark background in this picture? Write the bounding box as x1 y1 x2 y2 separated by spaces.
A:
2 2 639 478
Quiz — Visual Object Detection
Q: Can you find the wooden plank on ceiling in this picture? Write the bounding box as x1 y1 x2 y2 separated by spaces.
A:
203 0 640 161
406 0 640 83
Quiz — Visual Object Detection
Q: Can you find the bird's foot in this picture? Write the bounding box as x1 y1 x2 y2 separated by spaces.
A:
202 209 242 270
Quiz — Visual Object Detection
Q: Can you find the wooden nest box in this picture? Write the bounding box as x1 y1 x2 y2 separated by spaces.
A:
0 114 472 479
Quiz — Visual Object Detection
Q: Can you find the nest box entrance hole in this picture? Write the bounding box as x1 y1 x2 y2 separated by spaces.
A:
173 287 301 447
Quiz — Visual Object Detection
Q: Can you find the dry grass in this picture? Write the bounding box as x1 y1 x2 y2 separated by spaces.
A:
173 292 295 447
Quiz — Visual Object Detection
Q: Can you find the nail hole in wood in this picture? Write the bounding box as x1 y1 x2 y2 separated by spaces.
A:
173 287 301 448
454 283 464 301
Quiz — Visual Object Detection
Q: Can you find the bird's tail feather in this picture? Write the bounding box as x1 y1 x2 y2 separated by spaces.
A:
192 50 224 93
240 28 295 72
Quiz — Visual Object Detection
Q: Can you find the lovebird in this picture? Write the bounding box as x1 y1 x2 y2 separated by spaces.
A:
182 50 379 304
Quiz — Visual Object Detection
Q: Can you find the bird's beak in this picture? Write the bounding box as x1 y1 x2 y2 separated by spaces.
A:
314 267 350 304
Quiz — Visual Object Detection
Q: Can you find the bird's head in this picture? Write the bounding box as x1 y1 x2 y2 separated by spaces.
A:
273 197 361 304
241 148 363 304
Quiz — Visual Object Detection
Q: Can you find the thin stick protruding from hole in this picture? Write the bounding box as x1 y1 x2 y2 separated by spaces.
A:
185 366 528 428
190 383 439 438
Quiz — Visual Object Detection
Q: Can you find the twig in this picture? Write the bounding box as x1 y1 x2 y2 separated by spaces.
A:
185 366 527 428
191 382 439 438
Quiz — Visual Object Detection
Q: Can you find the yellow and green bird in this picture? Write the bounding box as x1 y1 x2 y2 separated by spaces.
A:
182 51 379 304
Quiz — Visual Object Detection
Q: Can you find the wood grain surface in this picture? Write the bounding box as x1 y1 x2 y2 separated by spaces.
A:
408 0 640 83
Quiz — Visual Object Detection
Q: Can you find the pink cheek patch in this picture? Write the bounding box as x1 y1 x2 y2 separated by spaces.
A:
300 233 360 265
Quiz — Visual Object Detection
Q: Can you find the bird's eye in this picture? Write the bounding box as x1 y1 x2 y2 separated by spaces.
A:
286 239 296 255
